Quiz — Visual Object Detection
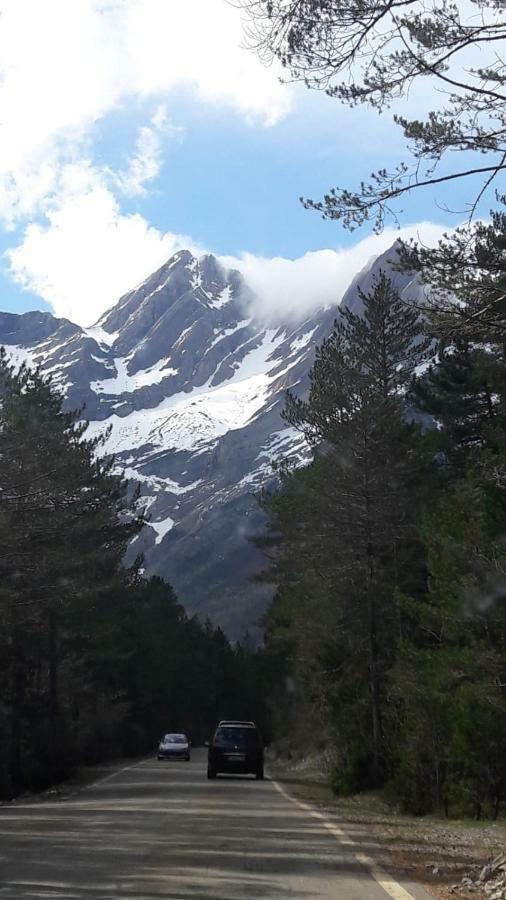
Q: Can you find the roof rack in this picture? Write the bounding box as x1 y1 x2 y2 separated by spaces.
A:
218 719 256 727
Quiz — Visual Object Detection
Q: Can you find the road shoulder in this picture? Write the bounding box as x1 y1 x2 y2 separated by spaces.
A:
0 755 148 807
268 758 506 900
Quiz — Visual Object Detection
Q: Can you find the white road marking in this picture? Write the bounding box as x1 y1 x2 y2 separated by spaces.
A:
84 757 149 788
58 757 150 800
270 777 420 900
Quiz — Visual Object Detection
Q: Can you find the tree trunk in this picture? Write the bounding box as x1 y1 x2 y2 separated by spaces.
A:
364 443 384 784
48 607 60 779
368 592 384 783
9 618 24 796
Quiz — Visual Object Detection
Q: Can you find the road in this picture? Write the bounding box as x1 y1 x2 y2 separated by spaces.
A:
0 750 432 899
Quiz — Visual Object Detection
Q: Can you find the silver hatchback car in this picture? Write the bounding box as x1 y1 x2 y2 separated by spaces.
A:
157 733 191 761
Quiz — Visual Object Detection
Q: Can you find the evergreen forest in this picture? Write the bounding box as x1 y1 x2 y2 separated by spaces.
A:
259 210 506 818
3 209 506 820
0 351 267 799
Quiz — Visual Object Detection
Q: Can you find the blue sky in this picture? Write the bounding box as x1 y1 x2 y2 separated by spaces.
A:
0 0 493 325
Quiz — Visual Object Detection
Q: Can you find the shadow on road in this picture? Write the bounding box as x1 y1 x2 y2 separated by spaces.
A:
0 753 426 899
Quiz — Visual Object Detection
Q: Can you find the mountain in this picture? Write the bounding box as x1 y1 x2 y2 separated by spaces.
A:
0 244 420 638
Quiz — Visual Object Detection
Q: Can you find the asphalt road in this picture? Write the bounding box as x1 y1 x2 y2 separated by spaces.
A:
0 750 432 900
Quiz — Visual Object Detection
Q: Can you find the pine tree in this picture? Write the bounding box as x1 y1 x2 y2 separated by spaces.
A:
263 275 429 786
410 340 506 473
386 235 506 814
243 2 506 231
400 206 506 344
0 352 144 792
388 475 506 816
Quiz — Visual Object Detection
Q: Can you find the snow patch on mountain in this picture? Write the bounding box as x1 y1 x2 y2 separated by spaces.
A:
86 326 292 456
207 319 251 352
91 356 178 395
85 325 119 348
4 345 35 369
87 369 272 455
150 515 175 545
290 328 318 353
208 285 233 310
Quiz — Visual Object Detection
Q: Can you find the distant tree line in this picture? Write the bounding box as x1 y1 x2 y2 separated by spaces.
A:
0 355 268 799
259 209 506 818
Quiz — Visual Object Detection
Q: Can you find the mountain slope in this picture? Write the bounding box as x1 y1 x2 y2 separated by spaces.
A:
0 243 418 637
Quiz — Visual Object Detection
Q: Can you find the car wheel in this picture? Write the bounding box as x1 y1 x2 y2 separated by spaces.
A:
157 755 163 760
186 754 191 762
207 766 216 779
255 765 264 780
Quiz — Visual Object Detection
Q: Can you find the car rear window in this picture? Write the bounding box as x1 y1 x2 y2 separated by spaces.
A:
214 727 260 747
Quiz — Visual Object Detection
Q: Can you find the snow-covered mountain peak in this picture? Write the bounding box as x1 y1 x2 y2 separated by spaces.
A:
0 243 416 637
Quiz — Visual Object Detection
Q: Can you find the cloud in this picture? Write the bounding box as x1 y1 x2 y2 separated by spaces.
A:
0 0 291 225
110 107 180 198
1 0 292 325
7 164 202 326
9 186 448 329
221 223 449 321
0 3 450 331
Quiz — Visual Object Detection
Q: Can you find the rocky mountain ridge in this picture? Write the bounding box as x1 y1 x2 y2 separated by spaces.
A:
0 244 420 637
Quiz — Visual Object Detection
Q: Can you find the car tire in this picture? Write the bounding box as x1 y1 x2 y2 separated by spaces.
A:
157 755 163 760
207 766 217 779
186 754 191 762
255 765 264 780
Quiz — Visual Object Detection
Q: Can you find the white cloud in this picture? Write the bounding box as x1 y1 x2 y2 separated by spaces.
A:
0 2 451 331
1 0 293 324
7 165 202 325
222 223 449 321
0 0 291 225
110 106 181 198
9 188 448 328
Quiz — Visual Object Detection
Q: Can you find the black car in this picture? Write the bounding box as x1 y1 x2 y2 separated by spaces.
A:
207 721 264 780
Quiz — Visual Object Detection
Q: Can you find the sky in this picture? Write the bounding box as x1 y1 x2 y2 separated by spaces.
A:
0 0 491 326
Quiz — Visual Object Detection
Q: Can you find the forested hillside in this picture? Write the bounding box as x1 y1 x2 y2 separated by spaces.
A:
260 211 506 818
0 353 267 799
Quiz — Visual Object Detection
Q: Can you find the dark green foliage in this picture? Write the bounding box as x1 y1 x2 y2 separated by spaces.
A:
387 478 506 818
260 259 506 817
410 342 506 472
399 208 506 343
261 274 429 790
0 354 267 798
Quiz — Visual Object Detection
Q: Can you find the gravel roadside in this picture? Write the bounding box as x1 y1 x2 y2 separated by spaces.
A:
268 756 506 900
